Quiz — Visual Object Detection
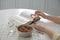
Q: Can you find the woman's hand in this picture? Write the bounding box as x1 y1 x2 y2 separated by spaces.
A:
33 23 54 39
35 10 46 18
35 10 60 24
33 23 47 32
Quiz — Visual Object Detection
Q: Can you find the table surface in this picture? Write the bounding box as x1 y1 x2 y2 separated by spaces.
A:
0 9 60 40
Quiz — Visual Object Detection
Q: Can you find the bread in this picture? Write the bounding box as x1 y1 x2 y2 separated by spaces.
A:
18 25 32 32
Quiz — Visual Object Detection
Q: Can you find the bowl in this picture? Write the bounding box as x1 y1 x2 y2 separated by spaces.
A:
17 24 33 37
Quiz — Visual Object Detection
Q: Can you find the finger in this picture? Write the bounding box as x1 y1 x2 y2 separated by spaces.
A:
35 11 42 16
35 10 41 14
33 23 39 28
35 10 41 13
33 24 40 30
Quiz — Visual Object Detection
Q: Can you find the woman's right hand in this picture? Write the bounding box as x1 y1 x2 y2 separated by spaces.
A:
35 10 46 18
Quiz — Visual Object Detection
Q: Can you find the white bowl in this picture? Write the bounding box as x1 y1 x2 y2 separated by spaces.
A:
17 24 33 37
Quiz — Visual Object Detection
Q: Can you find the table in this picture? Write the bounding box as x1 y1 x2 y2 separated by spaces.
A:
0 9 60 40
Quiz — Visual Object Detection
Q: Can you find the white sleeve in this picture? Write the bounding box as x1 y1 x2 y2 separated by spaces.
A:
58 16 60 18
52 34 60 40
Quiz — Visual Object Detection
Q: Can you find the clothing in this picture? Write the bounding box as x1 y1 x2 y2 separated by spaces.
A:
52 16 60 40
58 16 60 18
52 34 60 40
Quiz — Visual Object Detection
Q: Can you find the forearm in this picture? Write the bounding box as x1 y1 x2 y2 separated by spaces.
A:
43 27 54 39
35 10 60 24
45 15 60 24
33 24 54 39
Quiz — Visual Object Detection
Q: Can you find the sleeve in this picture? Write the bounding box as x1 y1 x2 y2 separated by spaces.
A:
58 16 60 18
52 34 60 40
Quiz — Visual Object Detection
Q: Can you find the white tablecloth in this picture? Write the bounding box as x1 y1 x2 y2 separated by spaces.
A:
0 9 60 40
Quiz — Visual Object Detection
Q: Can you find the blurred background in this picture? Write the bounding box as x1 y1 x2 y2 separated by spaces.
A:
0 0 60 16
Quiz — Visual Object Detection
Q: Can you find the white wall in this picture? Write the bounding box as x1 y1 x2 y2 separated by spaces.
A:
29 0 45 11
44 0 60 16
0 0 45 11
0 0 60 16
15 0 30 9
0 0 16 9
